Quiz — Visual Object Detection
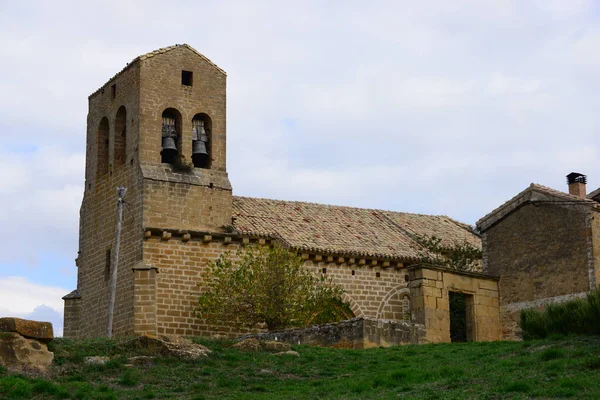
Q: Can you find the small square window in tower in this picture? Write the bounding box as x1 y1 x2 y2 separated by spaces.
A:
182 70 193 86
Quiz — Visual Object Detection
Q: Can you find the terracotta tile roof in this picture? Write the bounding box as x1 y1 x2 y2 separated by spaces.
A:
89 44 225 97
232 196 480 261
477 183 597 232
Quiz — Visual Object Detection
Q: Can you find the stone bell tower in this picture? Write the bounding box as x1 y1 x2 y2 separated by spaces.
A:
63 45 233 338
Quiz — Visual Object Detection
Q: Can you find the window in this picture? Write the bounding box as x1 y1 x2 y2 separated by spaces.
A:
161 109 181 164
182 70 193 86
114 106 127 167
96 117 110 179
191 114 211 168
111 84 116 99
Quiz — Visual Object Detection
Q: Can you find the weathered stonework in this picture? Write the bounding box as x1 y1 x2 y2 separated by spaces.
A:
409 267 500 342
64 44 501 344
478 183 600 340
240 317 427 349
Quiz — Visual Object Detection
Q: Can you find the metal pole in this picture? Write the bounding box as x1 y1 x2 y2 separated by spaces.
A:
106 186 127 338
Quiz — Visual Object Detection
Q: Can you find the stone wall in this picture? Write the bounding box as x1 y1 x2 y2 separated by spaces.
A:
240 317 426 349
409 267 500 343
141 232 419 338
71 59 144 338
62 292 81 338
139 232 499 343
481 202 595 340
66 46 231 338
138 46 227 171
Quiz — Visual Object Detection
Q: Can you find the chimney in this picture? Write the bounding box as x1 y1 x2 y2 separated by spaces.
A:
566 172 587 199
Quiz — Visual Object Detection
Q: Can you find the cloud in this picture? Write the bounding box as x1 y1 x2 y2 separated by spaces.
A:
0 277 67 336
0 0 600 300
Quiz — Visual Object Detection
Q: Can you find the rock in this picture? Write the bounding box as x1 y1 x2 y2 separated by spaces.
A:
127 355 154 365
0 318 53 343
262 340 291 352
232 338 261 352
84 356 110 365
259 369 275 374
0 332 54 371
272 350 300 357
120 335 211 360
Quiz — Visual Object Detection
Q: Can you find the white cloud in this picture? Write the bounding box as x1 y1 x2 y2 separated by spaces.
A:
0 277 67 336
0 0 600 306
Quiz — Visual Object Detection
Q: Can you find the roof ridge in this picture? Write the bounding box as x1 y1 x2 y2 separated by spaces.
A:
89 43 226 97
232 195 453 219
530 183 595 202
477 182 596 231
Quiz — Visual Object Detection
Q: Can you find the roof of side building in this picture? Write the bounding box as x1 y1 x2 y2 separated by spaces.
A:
232 196 480 261
476 183 597 232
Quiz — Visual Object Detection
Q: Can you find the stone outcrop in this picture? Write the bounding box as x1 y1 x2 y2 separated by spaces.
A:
119 335 211 359
232 338 292 352
0 318 54 371
0 317 53 342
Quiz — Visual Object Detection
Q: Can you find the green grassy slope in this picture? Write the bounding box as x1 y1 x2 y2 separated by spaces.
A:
2 336 600 399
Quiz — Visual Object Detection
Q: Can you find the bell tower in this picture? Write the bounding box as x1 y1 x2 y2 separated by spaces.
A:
135 44 232 232
66 45 233 338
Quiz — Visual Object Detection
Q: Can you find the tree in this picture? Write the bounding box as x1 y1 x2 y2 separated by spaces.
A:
413 234 482 271
196 244 353 331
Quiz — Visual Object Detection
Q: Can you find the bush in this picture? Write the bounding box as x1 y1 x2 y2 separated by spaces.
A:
196 244 352 331
521 287 600 339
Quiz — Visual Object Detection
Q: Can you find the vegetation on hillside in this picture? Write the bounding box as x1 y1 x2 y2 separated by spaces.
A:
2 336 600 399
196 244 352 331
521 287 600 339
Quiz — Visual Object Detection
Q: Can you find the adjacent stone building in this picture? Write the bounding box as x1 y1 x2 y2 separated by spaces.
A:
476 173 600 340
63 44 501 344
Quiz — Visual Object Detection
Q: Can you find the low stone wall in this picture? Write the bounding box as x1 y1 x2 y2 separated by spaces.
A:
239 317 426 349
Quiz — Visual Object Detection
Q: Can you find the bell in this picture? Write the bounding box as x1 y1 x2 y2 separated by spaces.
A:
192 140 209 168
192 140 208 157
161 137 178 163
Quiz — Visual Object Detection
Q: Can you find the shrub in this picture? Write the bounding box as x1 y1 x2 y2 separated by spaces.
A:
196 244 352 331
521 287 600 339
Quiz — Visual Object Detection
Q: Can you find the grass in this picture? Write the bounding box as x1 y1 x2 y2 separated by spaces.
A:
1 336 600 399
521 287 600 339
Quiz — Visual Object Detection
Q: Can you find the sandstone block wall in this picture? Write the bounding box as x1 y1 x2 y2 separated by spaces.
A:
141 233 419 337
138 232 498 343
138 46 227 171
481 203 594 340
67 46 232 338
72 61 144 338
409 267 500 343
62 296 81 338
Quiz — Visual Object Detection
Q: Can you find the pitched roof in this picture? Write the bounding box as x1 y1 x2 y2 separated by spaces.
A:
587 187 600 201
476 183 596 232
90 44 225 97
232 196 480 261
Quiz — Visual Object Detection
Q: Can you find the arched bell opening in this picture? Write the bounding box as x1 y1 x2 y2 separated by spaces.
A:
191 113 211 169
161 108 181 164
96 117 110 179
114 106 127 167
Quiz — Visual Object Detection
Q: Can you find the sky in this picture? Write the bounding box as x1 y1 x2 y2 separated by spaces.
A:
1 0 600 336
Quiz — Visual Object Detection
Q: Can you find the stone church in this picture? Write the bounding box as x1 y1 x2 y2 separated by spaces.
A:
63 44 504 345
